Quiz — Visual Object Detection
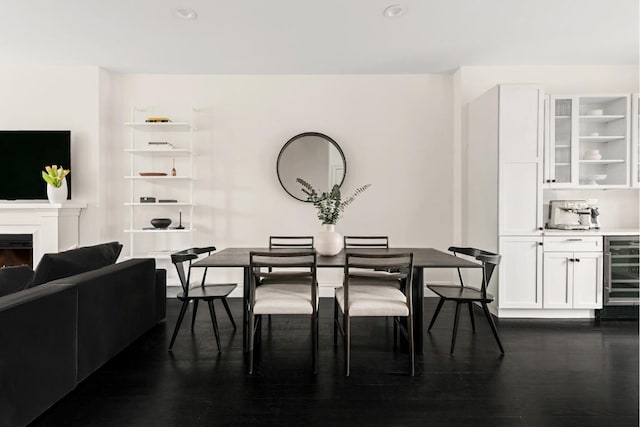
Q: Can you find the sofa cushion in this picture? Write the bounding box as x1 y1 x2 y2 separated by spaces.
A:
49 258 157 381
29 241 123 288
0 265 35 297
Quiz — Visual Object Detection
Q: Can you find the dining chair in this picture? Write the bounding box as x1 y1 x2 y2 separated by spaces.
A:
334 252 415 376
269 235 314 249
168 247 237 352
248 250 318 374
426 246 504 355
343 235 389 249
266 236 314 322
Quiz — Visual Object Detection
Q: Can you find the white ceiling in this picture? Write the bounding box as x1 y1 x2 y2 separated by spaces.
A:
1 0 638 74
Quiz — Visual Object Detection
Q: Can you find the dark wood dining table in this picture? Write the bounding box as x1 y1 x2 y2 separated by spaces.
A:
192 247 482 354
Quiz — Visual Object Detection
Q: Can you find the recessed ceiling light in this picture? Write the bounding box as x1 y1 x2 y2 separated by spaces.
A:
174 8 197 20
383 4 406 18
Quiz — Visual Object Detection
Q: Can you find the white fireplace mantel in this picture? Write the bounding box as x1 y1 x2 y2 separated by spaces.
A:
0 201 87 267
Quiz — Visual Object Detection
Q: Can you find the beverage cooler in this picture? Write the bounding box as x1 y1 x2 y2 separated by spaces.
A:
598 236 640 319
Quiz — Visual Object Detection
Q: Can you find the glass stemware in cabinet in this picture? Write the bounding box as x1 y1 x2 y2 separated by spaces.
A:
549 97 574 186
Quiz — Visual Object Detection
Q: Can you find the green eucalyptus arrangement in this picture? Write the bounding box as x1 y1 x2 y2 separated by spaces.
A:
42 165 70 188
296 178 371 225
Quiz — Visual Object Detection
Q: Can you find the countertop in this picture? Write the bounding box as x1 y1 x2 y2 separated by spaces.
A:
543 228 639 237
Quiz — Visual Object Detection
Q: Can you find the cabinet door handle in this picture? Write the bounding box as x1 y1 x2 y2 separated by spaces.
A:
568 258 574 262
575 258 581 262
566 238 583 242
538 242 543 246
552 179 556 183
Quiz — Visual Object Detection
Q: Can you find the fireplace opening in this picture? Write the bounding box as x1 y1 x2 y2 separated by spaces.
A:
0 234 33 268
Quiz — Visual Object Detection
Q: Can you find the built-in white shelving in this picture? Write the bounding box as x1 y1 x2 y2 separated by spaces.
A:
124 148 193 156
124 229 195 233
123 107 197 264
124 176 192 180
124 202 194 206
124 122 192 131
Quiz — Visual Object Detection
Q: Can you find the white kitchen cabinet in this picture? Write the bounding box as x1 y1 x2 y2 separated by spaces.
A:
545 96 577 187
498 236 543 309
572 252 603 309
542 235 603 310
543 251 602 309
467 84 544 245
632 94 639 187
467 85 544 314
543 252 573 309
545 94 631 188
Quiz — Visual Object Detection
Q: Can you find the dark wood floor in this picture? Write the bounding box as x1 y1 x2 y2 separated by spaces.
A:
32 299 638 427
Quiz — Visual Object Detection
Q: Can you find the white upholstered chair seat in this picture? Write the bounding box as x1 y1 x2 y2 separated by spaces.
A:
336 285 408 317
254 284 316 315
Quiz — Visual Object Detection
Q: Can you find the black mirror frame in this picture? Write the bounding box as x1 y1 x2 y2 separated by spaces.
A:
276 132 347 202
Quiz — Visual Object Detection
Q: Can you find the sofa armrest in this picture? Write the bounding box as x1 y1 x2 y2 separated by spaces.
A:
0 284 78 427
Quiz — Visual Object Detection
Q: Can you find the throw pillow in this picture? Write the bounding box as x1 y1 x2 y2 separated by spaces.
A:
29 241 123 288
0 265 35 297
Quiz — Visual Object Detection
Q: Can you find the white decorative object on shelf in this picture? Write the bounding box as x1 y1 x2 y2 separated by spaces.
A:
46 178 67 204
587 109 603 116
583 149 602 160
315 224 342 256
585 174 607 185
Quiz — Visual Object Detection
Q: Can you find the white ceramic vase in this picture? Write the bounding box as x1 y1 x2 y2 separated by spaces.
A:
47 178 68 204
315 224 343 256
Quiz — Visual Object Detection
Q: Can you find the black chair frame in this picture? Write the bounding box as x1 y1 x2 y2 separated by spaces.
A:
343 235 389 249
248 250 319 374
427 246 504 355
334 252 415 376
169 246 237 352
269 236 315 249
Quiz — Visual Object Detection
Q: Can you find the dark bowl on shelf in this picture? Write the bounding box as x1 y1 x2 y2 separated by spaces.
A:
150 218 172 229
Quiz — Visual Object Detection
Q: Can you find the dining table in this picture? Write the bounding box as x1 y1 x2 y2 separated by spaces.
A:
192 247 482 354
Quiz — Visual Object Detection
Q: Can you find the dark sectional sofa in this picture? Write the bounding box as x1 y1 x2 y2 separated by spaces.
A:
0 244 166 427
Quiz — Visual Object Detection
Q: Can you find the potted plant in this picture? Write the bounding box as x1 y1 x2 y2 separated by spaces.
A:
297 178 370 256
42 165 70 203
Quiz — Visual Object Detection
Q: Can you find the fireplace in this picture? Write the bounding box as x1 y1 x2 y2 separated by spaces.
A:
0 234 33 267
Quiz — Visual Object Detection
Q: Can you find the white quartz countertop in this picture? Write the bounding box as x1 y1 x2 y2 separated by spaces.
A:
543 228 639 237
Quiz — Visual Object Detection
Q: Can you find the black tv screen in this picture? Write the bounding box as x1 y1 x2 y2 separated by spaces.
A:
0 131 71 200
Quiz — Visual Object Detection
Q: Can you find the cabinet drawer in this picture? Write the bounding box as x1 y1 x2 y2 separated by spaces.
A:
543 236 602 252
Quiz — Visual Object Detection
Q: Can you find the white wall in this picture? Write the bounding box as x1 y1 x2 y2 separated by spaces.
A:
455 65 640 243
0 66 104 246
109 74 454 289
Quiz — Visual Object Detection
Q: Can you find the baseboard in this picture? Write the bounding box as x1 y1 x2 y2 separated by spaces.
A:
497 308 594 319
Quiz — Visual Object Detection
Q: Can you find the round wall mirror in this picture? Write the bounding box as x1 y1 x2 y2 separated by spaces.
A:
277 132 347 202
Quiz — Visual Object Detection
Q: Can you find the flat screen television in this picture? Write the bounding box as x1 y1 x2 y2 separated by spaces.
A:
0 130 71 200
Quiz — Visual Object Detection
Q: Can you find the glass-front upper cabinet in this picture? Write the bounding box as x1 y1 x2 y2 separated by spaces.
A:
632 94 639 187
546 94 631 188
546 96 576 187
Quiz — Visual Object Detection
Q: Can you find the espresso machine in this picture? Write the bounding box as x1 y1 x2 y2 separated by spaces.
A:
548 200 600 230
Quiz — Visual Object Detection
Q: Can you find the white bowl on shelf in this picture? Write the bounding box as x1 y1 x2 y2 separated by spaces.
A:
583 149 602 160
584 174 607 185
587 109 604 116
